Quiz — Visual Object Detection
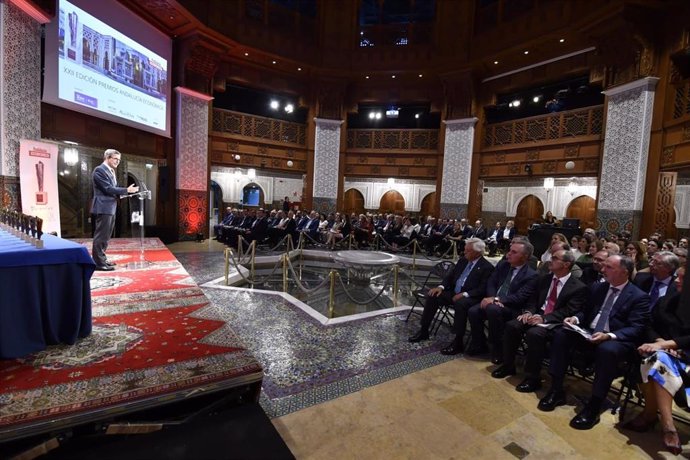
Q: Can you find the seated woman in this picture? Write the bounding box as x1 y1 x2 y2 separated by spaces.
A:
625 241 649 277
622 266 686 455
325 214 351 249
436 220 463 256
540 232 568 264
576 237 603 265
543 211 558 225
392 217 419 250
353 214 372 247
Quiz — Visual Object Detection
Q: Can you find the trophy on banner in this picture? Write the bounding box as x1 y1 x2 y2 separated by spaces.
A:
67 12 78 61
35 161 47 205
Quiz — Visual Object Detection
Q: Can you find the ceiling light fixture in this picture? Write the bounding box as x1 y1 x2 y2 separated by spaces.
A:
524 50 529 55
391 75 396 79
559 38 565 43
270 100 279 110
494 60 499 65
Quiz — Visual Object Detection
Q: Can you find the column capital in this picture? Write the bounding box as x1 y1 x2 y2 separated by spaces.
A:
602 77 659 97
313 118 344 127
174 87 214 102
443 117 478 127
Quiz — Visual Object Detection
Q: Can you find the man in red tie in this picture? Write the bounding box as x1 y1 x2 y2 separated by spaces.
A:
491 249 587 392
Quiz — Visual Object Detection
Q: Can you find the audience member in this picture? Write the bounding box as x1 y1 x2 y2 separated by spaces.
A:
538 255 649 430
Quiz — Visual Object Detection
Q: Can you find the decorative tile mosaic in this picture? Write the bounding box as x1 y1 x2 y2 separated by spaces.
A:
1 2 41 177
313 119 342 200
440 119 476 205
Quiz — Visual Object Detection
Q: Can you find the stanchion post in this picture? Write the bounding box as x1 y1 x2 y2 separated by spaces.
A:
250 241 256 287
393 265 399 307
224 248 230 286
328 270 336 318
412 240 417 274
282 253 288 292
452 240 458 262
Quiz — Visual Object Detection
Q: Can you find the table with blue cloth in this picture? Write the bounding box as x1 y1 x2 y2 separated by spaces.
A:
0 230 95 359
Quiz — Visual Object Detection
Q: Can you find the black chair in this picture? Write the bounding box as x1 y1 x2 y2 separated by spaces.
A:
405 260 455 325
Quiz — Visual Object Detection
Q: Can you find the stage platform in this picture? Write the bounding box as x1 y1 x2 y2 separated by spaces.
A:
0 238 263 445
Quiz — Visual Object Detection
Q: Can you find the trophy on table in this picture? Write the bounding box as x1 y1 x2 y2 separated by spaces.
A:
35 161 47 205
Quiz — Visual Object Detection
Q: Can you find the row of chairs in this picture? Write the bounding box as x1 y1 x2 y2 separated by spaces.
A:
403 260 690 422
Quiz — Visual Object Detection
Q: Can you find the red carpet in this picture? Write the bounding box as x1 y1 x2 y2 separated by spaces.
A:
0 238 263 441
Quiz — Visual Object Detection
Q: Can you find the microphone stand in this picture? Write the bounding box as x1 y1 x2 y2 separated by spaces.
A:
120 185 152 269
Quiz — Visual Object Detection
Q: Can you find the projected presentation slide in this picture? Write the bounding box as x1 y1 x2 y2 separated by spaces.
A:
57 0 168 132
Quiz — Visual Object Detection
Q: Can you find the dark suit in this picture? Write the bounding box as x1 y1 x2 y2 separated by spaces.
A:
91 163 128 266
467 260 539 356
418 257 494 336
245 216 269 245
471 226 488 240
547 282 650 399
579 265 604 286
633 272 676 309
502 274 587 376
497 227 516 254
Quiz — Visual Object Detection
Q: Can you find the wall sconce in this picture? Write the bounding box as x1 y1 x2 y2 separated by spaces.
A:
234 154 241 161
567 181 577 196
287 160 294 168
63 147 79 166
247 168 256 180
524 164 532 176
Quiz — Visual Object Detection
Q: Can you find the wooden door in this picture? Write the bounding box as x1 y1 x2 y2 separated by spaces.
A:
514 194 544 234
379 190 405 214
420 192 437 218
343 188 365 215
565 195 596 231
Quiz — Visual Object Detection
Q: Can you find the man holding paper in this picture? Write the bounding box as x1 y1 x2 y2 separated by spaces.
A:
537 255 649 430
491 249 587 392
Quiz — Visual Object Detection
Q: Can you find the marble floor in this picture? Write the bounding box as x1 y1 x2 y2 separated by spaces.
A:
169 240 690 459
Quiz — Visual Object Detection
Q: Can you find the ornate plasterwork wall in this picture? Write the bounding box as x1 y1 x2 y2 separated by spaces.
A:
439 118 476 206
597 77 658 235
676 184 690 229
482 182 598 218
344 179 436 212
0 1 41 178
175 87 212 240
313 118 343 201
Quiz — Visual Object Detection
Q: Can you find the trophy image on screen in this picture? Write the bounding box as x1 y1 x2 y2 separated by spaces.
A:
67 12 78 61
35 161 47 205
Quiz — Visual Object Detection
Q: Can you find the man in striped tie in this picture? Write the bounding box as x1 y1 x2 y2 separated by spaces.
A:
538 255 649 430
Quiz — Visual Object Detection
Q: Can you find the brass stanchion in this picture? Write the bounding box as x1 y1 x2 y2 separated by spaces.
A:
412 240 417 274
282 253 288 292
250 241 256 288
393 265 399 307
328 270 336 318
452 240 459 262
224 248 231 286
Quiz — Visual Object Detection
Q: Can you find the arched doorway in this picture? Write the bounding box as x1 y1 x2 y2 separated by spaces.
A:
210 180 223 225
379 190 405 214
343 188 365 215
514 194 544 234
565 195 596 231
242 183 265 208
420 192 437 218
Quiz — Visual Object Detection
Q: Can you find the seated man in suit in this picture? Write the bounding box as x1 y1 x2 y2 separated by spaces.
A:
214 207 234 239
471 219 487 240
633 251 679 309
492 249 587 392
485 221 503 257
467 240 539 363
579 249 609 286
538 255 650 430
408 238 494 352
241 208 269 247
497 220 516 254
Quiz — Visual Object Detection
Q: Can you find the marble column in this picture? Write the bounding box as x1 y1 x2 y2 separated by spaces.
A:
597 77 659 237
439 118 477 219
312 118 343 214
0 1 45 209
175 87 213 240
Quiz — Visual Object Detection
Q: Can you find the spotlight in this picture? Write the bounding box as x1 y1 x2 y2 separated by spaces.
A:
391 75 396 79
524 50 529 55
368 112 376 119
284 103 294 113
511 99 521 107
272 60 277 64
532 96 541 103
297 67 302 71
559 38 565 43
418 74 423 78
493 60 499 65
270 100 279 110
375 112 382 120
414 113 420 119
508 102 514 108
244 52 249 56
365 75 370 79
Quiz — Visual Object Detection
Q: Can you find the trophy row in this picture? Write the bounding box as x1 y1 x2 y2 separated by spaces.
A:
0 209 44 249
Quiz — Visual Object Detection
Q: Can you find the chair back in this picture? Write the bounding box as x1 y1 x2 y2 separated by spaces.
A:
430 260 455 280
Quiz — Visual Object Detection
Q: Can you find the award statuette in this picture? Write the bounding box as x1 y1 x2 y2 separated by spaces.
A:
67 12 78 60
35 161 47 205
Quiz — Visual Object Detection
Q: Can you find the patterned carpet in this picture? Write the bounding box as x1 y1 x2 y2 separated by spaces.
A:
0 239 262 441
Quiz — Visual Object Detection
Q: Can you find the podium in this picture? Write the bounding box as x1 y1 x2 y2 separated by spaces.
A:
121 184 152 269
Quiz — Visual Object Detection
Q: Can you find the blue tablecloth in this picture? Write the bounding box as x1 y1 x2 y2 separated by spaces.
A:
0 230 95 359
